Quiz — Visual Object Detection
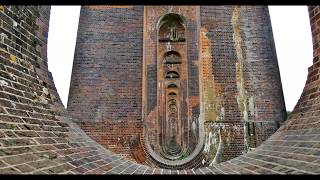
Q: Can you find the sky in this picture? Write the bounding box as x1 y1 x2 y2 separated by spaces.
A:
47 6 313 111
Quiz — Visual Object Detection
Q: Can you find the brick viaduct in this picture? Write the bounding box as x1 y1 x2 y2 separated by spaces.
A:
0 5 319 174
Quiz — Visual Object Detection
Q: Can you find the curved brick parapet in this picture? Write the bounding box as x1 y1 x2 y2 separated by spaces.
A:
0 5 319 174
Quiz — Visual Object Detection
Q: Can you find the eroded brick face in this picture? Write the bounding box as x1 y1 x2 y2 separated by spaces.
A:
0 5 320 174
0 5 73 174
68 6 286 169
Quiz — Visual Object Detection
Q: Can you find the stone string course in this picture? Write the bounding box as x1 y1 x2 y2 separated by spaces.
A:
0 5 319 174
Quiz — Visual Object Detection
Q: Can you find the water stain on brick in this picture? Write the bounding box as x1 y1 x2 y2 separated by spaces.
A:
231 6 251 152
0 5 319 174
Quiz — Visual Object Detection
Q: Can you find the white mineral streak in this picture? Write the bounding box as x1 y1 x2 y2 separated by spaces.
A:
0 80 9 86
232 6 250 152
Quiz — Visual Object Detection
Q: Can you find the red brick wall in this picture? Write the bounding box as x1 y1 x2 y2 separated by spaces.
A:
142 6 201 168
67 5 145 163
67 6 286 167
78 120 146 163
293 6 320 114
199 6 286 163
0 5 320 174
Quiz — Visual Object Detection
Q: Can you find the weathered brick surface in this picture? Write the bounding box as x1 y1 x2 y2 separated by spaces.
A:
68 6 143 122
67 6 145 163
67 6 287 169
78 120 145 162
0 5 320 174
199 6 286 164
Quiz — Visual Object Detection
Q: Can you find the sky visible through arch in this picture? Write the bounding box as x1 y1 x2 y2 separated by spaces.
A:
47 6 313 111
